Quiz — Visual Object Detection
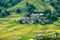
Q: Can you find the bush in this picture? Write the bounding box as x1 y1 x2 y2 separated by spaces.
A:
50 2 55 7
44 9 51 14
0 0 22 8
15 8 21 13
51 16 58 21
50 2 60 16
0 9 2 13
26 2 29 6
26 2 36 13
0 10 10 18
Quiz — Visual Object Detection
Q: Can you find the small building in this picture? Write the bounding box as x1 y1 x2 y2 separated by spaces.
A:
33 34 43 40
20 10 46 24
29 39 34 40
30 14 39 19
21 17 30 24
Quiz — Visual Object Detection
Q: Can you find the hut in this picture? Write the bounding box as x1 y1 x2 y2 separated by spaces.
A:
22 17 30 24
33 34 43 40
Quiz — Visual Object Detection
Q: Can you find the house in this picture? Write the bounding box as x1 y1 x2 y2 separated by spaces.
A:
30 14 39 19
30 12 46 24
21 17 30 24
33 34 43 40
39 17 46 24
31 10 45 18
29 39 34 40
20 10 47 24
20 9 49 24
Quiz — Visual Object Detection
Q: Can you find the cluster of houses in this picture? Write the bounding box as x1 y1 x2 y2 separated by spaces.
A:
19 10 52 24
21 13 46 24
19 9 59 24
31 32 59 40
16 0 60 24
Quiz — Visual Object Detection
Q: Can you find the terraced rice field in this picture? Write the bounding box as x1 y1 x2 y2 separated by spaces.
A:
0 0 60 40
0 13 60 40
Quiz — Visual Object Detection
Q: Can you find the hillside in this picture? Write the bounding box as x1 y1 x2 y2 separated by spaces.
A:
0 0 60 40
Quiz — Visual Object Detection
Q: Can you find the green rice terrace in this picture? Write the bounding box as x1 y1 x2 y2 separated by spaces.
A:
0 0 60 40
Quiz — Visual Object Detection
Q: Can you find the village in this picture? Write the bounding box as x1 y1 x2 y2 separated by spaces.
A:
16 0 60 25
19 9 58 24
0 0 60 40
31 32 59 40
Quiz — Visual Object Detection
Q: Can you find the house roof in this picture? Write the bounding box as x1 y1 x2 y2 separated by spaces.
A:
40 13 44 16
33 10 44 14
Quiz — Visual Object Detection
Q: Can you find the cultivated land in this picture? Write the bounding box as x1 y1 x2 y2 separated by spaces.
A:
0 0 60 40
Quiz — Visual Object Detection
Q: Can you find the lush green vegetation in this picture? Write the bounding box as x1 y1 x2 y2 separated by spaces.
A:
0 0 60 40
0 0 22 8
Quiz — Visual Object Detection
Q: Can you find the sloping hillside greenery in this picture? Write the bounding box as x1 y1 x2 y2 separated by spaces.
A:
0 0 60 40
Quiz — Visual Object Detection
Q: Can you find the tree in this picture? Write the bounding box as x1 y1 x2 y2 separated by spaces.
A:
0 9 2 13
0 0 22 8
15 8 21 13
5 10 10 15
26 2 29 6
54 32 58 40
50 2 55 7
51 16 58 21
1 13 6 17
25 14 31 17
58 0 60 1
44 9 51 14
26 2 36 13
0 10 10 18
57 10 60 17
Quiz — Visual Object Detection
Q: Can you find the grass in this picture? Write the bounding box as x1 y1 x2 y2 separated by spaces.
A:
0 13 60 40
0 17 60 40
0 0 60 40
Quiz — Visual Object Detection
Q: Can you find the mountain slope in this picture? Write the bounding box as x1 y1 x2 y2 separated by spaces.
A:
7 0 55 11
0 0 60 40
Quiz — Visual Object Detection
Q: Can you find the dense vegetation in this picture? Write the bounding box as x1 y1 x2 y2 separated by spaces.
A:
0 0 22 8
0 0 60 40
0 0 22 18
50 1 60 16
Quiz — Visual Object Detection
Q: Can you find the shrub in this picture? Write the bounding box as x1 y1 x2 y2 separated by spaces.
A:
15 8 21 13
26 2 36 13
0 10 10 18
0 0 22 8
